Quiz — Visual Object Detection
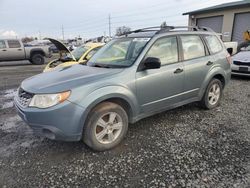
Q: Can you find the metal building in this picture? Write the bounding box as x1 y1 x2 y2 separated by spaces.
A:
183 0 250 43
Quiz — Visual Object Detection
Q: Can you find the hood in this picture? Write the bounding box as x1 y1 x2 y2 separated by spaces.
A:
21 65 124 93
47 38 76 61
232 51 250 62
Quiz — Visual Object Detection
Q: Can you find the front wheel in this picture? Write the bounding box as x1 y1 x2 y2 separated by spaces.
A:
83 102 128 151
200 79 223 109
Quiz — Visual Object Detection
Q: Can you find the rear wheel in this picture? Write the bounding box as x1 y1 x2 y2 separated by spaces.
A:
30 54 45 65
200 79 223 109
83 102 128 151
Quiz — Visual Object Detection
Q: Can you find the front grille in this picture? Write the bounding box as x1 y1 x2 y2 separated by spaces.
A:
233 61 250 67
232 70 250 74
17 88 34 108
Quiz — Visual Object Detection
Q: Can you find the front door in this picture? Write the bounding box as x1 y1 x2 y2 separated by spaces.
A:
136 36 184 113
0 40 8 60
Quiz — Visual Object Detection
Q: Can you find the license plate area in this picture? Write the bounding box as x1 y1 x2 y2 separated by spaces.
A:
239 67 248 72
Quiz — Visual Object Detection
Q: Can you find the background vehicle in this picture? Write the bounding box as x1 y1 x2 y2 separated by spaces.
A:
43 38 104 72
15 26 231 151
0 39 51 65
231 44 250 76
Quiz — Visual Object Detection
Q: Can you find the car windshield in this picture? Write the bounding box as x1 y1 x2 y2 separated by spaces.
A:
240 44 250 51
88 38 150 68
71 45 90 61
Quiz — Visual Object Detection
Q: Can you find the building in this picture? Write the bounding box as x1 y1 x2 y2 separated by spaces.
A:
183 0 250 44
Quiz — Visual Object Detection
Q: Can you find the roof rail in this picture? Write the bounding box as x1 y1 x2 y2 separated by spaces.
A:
119 24 214 36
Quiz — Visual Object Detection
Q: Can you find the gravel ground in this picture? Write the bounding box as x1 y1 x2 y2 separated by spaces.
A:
0 62 249 187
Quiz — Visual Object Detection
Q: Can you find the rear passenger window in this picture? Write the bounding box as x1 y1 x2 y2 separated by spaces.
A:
180 35 205 60
145 37 178 66
7 40 21 48
0 40 6 49
204 35 222 54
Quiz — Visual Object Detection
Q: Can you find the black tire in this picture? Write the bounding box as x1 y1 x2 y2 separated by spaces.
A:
83 102 128 151
30 54 45 65
200 78 223 109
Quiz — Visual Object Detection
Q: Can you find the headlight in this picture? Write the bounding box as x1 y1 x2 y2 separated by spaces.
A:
29 91 70 108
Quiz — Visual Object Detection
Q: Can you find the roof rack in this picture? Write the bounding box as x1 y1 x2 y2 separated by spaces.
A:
120 24 214 36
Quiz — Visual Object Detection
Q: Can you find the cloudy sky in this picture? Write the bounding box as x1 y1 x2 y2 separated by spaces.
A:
0 0 239 39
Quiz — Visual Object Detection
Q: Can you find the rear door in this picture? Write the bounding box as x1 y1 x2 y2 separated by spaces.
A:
179 35 212 100
6 40 25 60
136 36 184 113
0 40 8 60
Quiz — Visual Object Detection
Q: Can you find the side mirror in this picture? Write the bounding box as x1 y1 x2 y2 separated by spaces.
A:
227 48 233 56
86 54 91 60
143 57 161 70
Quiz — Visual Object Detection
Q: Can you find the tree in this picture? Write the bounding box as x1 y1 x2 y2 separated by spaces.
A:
21 37 34 43
116 26 131 36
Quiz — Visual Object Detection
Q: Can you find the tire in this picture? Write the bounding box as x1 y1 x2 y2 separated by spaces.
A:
30 54 45 65
83 102 128 151
200 79 223 109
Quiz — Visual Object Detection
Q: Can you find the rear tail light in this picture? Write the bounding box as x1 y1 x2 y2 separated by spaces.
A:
226 53 232 64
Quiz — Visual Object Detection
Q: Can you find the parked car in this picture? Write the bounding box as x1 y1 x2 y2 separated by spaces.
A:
14 26 231 151
231 44 250 76
49 44 59 53
0 39 51 64
43 38 104 72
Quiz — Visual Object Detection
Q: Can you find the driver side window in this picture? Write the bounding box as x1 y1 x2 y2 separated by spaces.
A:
145 36 178 66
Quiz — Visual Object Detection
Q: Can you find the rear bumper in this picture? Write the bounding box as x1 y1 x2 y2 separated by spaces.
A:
14 97 85 141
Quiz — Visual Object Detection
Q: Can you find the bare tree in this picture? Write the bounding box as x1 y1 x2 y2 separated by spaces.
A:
116 26 131 36
21 37 34 43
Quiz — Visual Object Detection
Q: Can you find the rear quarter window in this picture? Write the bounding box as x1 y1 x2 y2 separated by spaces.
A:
7 40 21 48
204 35 223 54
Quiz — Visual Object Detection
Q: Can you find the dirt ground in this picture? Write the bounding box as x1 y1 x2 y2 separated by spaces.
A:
0 60 249 187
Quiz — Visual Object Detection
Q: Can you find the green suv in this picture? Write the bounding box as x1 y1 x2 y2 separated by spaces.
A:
14 26 231 151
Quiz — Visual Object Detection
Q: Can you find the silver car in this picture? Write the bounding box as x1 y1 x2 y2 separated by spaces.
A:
231 44 250 76
14 26 231 151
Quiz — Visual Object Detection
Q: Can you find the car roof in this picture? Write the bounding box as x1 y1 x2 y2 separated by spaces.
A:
124 30 216 38
120 26 216 38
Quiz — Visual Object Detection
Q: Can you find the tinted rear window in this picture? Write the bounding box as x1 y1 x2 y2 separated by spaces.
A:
204 35 223 54
7 40 21 48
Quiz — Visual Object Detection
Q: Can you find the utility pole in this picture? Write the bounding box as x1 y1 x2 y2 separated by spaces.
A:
108 14 111 37
62 25 65 41
38 30 41 40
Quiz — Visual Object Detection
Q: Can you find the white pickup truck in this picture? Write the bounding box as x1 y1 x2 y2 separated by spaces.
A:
0 39 52 65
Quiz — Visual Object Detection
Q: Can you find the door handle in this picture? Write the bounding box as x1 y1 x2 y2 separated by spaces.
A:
17 49 22 51
2 49 7 51
206 61 213 66
174 68 183 74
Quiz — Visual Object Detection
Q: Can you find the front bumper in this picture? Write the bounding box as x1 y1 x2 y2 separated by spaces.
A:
231 64 250 77
14 97 86 141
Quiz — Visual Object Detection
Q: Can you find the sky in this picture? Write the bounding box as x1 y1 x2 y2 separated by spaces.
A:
0 0 240 40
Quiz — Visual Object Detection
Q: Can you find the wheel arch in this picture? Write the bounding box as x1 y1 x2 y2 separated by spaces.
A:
199 67 228 99
77 86 140 134
30 48 45 57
